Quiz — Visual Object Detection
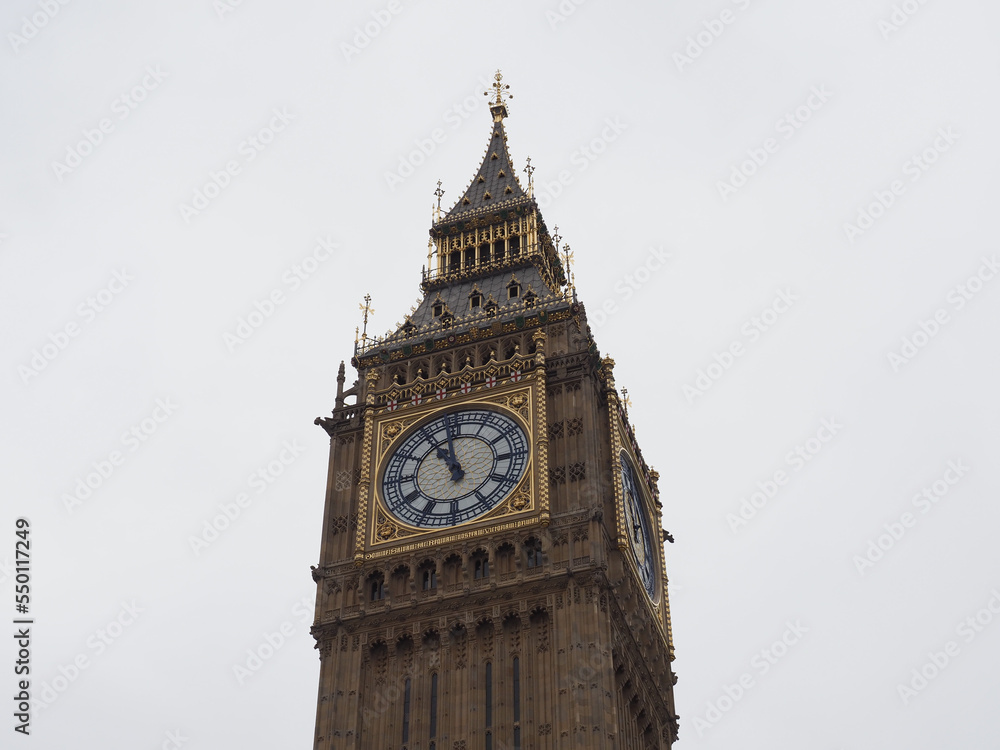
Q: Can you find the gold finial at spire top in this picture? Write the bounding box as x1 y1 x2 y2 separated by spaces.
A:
484 69 512 120
489 69 511 105
359 293 375 342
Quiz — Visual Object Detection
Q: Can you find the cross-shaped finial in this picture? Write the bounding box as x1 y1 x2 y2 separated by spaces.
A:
486 69 512 106
552 226 561 252
359 293 375 341
622 388 632 415
434 180 444 210
524 156 535 194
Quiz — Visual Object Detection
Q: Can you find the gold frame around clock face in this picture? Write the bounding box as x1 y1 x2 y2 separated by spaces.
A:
378 406 530 529
361 384 539 556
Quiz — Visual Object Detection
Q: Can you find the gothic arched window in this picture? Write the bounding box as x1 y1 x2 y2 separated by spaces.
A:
368 572 386 601
525 538 542 569
419 560 437 591
472 549 490 580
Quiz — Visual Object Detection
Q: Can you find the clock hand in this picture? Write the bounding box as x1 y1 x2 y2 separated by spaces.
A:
439 414 464 481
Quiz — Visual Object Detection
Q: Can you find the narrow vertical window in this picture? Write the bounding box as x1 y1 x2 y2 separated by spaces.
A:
513 656 521 749
422 566 437 590
485 662 493 750
402 677 411 744
429 672 438 739
525 538 542 568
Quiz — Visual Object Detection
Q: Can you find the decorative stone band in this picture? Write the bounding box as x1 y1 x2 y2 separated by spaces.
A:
353 302 576 366
373 352 539 415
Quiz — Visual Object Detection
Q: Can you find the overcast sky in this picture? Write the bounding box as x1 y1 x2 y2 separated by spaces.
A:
3 1 999 748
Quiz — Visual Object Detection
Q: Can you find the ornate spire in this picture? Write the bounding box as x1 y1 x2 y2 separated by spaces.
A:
442 71 527 222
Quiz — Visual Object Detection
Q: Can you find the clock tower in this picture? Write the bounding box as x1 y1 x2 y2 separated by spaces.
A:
311 73 679 749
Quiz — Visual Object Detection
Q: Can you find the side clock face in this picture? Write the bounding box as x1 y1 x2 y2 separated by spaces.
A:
620 453 656 600
380 408 529 529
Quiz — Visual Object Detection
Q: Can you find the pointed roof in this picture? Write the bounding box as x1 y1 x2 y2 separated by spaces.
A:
352 75 579 365
441 73 529 222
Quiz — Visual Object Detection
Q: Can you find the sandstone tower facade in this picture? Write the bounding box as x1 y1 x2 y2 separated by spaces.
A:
311 73 678 749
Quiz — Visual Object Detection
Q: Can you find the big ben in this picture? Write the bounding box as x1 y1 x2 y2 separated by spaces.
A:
311 73 679 749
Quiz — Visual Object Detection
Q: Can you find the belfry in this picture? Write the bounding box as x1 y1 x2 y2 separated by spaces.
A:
311 72 679 749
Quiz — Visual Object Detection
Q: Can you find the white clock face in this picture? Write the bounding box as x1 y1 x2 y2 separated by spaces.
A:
621 453 656 600
380 408 529 528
